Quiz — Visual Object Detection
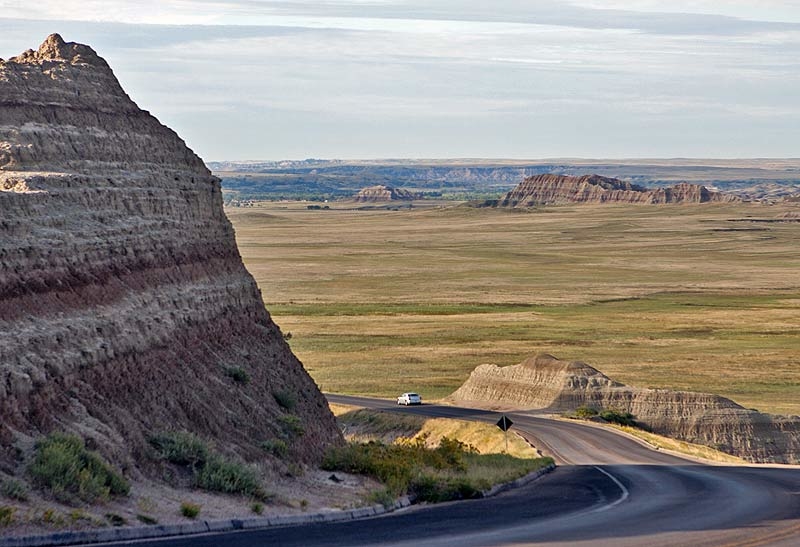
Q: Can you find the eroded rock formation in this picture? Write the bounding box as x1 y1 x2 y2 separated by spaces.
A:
0 35 342 472
449 354 800 463
354 185 420 202
498 174 740 206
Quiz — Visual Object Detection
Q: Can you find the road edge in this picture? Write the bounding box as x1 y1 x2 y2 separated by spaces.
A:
481 463 556 497
0 466 556 547
0 500 412 547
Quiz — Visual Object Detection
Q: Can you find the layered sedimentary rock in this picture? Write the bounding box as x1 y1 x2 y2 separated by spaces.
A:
450 354 800 463
354 185 420 202
498 174 740 206
0 35 342 471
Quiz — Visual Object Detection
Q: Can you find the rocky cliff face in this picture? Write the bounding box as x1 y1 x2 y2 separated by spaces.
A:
499 174 740 206
0 35 342 472
449 354 800 463
354 185 420 202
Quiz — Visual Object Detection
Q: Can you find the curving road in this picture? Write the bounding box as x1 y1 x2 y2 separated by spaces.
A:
328 395 800 547
102 395 800 547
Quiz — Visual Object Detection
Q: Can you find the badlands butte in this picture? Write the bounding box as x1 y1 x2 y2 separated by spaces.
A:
450 354 800 463
495 173 740 206
345 176 738 205
0 34 341 478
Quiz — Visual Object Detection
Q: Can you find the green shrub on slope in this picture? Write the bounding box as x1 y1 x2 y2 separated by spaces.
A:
28 433 129 504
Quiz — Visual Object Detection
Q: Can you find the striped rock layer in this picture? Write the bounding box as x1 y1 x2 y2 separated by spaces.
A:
449 354 800 463
354 185 421 202
499 174 740 206
0 35 342 471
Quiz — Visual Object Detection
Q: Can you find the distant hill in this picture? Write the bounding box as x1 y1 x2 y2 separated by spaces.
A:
354 185 422 202
496 174 740 206
449 354 800 464
211 159 800 202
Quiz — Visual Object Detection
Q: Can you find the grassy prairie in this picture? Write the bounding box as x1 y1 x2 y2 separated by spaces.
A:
227 201 800 415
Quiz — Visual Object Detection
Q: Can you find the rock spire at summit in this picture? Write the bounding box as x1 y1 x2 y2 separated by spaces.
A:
10 33 107 67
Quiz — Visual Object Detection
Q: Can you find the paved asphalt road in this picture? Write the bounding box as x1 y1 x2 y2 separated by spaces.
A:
99 395 800 547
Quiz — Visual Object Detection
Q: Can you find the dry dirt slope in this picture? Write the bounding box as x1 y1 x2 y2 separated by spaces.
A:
0 34 342 475
449 354 800 463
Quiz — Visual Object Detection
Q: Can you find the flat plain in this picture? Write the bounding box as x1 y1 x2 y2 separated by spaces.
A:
226 201 800 415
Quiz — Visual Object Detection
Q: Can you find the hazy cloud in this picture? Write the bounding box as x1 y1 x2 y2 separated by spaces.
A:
1 1 798 159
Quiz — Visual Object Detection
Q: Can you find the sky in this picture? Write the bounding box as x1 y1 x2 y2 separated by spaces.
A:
1 1 799 161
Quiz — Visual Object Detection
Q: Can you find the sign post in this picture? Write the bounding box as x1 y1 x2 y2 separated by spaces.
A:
496 415 513 454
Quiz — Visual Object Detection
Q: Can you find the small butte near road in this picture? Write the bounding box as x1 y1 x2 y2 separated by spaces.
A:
94 395 800 547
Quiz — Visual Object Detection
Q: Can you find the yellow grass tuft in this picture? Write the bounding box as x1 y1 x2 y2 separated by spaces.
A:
607 424 748 464
332 405 539 458
414 419 538 458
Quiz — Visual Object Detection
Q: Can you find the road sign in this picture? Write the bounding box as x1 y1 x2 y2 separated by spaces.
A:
496 415 513 453
496 415 513 431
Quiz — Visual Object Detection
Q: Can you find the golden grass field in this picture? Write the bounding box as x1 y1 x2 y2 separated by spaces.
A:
227 201 800 415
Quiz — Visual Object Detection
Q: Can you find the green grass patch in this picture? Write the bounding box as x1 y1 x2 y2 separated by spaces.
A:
1 478 29 501
149 431 209 470
225 367 250 385
180 501 201 519
322 436 552 504
459 452 552 485
273 390 297 411
68 509 92 524
28 433 130 504
270 302 540 317
0 505 15 527
574 406 599 419
409 474 485 503
150 432 265 498
598 409 637 427
260 439 289 458
278 415 305 439
40 508 65 527
569 407 638 427
196 455 263 498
